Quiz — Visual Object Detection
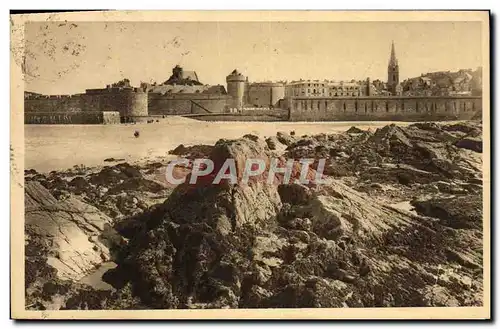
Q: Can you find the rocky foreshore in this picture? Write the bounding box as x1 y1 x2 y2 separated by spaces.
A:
24 120 484 310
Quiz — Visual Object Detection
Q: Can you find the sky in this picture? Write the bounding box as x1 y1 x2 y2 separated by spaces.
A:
24 21 483 95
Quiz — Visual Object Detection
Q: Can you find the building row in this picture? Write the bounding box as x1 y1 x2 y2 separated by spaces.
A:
24 42 482 124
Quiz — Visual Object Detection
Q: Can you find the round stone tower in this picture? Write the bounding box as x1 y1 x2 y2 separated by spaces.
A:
226 69 247 109
119 88 148 122
127 88 148 117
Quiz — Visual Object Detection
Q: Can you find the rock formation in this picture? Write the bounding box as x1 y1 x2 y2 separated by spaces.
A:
25 181 117 281
24 121 484 310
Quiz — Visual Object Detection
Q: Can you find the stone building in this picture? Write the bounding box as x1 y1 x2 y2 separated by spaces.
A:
328 81 362 97
140 65 232 115
142 65 226 94
226 69 286 109
355 78 378 96
246 82 285 108
163 65 202 86
401 68 481 97
285 80 329 97
25 79 148 123
285 80 362 98
25 66 233 121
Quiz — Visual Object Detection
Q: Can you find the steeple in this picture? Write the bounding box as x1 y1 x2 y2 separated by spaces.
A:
389 41 398 67
387 41 400 95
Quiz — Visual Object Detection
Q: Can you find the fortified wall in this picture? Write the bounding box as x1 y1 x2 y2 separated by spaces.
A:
25 88 148 123
24 111 121 125
284 96 482 121
187 108 289 122
226 70 286 109
25 94 84 113
246 82 285 108
148 93 232 115
24 90 231 122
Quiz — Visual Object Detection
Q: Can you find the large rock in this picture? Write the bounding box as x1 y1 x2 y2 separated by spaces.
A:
361 123 482 181
25 181 118 281
280 180 416 242
168 144 214 158
265 136 287 153
346 126 365 134
276 131 296 146
163 137 283 235
114 135 480 309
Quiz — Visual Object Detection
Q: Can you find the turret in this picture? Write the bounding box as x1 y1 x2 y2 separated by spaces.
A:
172 65 183 80
226 69 247 109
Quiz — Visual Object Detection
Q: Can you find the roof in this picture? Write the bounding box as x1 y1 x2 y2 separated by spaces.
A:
389 41 398 67
228 69 245 77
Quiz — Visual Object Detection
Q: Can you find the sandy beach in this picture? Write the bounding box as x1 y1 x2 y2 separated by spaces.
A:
25 117 415 172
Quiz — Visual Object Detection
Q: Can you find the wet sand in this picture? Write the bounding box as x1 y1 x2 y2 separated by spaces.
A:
25 117 415 172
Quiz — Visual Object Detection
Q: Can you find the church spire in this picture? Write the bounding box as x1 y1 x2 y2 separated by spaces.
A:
389 41 398 67
387 41 400 95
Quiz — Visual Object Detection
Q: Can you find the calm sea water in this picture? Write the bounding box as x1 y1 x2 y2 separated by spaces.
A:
25 117 411 172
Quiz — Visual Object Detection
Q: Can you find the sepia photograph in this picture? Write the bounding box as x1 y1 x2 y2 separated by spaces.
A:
10 10 490 319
